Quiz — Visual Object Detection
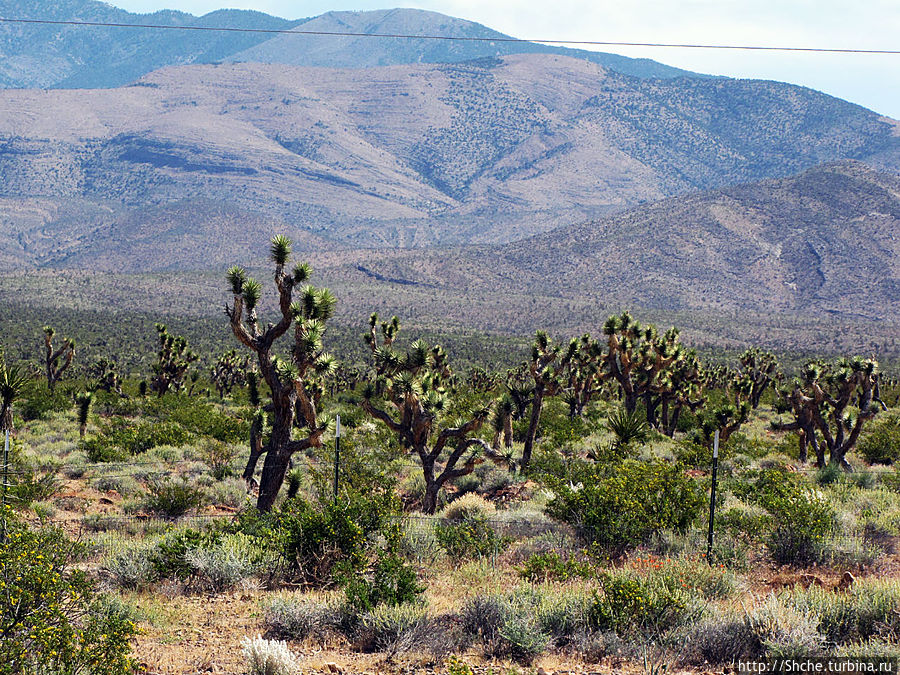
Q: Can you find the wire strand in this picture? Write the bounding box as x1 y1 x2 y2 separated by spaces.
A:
0 16 897 55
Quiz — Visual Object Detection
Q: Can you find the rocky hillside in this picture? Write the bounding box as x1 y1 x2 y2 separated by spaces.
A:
353 162 900 320
0 55 898 265
0 1 696 89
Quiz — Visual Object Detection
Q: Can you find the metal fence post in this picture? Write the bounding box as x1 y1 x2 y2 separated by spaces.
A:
707 429 719 565
333 414 341 501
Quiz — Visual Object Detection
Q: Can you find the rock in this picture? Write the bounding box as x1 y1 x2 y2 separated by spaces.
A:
325 663 344 675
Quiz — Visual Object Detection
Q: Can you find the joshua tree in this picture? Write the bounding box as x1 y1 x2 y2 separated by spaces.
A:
75 392 92 439
89 358 124 396
520 331 573 472
600 313 682 417
226 235 336 510
361 313 492 514
738 348 780 409
490 393 515 451
1 349 29 434
656 350 705 437
774 357 885 470
560 334 603 419
42 326 74 391
210 349 251 399
149 324 198 397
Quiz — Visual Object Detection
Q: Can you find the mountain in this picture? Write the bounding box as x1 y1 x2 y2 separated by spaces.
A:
351 161 900 321
0 0 297 89
0 1 698 89
227 8 700 79
0 55 898 265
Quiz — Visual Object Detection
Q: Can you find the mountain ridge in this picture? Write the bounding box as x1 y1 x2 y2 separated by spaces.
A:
0 55 897 262
0 0 701 89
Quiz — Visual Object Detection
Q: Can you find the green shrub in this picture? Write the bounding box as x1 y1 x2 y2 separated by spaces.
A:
632 556 738 601
589 569 698 634
344 548 424 613
435 517 506 561
102 545 158 590
10 470 62 506
544 459 705 551
434 494 507 560
497 613 549 663
0 510 138 674
143 476 204 518
185 532 277 591
199 439 237 480
18 383 72 421
859 414 900 465
786 579 900 645
358 603 430 652
733 469 836 565
518 550 595 582
150 527 222 580
144 394 249 443
459 589 551 663
238 491 399 586
82 417 192 461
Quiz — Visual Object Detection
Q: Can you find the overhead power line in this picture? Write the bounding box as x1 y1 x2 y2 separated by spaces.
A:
0 16 897 55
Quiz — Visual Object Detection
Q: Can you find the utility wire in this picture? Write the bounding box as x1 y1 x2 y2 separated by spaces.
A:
0 16 897 55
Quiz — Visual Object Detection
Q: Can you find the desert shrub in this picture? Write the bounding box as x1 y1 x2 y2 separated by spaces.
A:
10 469 62 506
497 612 549 663
82 417 191 462
102 545 158 590
238 491 399 586
344 548 424 612
589 568 699 635
265 596 348 641
747 595 823 658
435 495 507 560
150 528 222 580
241 635 299 675
684 613 763 664
206 476 248 509
544 459 705 551
535 588 593 641
824 537 883 569
518 550 595 582
93 474 142 496
786 579 900 645
185 532 277 591
459 589 552 663
733 469 836 565
18 383 72 421
633 556 738 600
143 476 204 518
357 603 430 652
475 464 513 495
460 594 507 647
859 414 900 465
399 520 441 566
143 393 249 442
198 438 238 480
0 510 138 674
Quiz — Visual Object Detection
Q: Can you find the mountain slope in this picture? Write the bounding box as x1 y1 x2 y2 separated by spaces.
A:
0 0 297 89
0 1 698 89
0 55 898 259
353 161 900 320
229 8 700 79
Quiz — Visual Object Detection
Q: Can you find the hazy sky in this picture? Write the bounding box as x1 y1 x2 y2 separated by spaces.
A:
110 0 900 119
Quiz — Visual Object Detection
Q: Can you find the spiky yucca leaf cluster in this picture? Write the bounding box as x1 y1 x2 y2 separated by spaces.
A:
0 349 29 432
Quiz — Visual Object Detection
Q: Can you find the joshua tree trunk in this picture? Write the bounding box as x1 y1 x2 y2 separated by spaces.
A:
521 386 544 473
